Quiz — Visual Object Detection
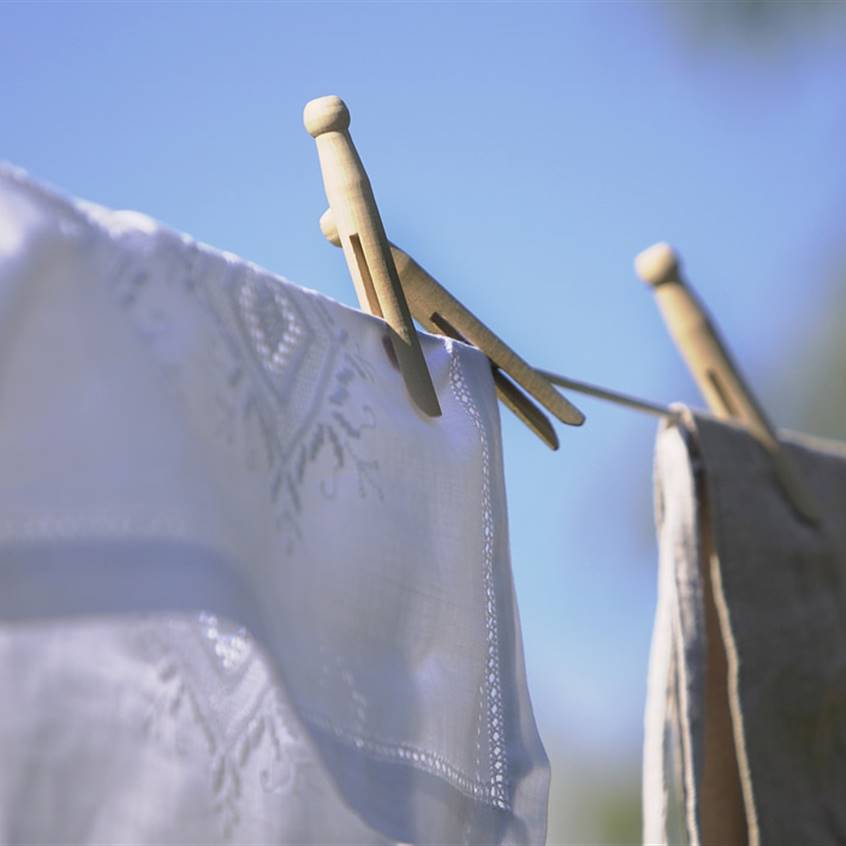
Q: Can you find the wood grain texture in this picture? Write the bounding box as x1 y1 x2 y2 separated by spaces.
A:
304 96 441 418
321 207 587 448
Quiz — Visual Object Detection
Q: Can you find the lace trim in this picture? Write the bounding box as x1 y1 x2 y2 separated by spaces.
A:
304 711 496 801
448 346 509 810
304 349 511 809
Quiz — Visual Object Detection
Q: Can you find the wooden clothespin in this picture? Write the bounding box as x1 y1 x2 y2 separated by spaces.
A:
635 242 818 524
319 209 585 449
304 96 441 418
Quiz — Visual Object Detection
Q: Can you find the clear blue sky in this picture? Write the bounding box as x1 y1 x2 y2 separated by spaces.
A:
4 2 846 838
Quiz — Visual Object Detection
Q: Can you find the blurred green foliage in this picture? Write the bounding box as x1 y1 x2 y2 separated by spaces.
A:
793 278 846 441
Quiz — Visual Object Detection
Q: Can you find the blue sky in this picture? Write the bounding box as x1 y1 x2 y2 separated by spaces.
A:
4 1 846 837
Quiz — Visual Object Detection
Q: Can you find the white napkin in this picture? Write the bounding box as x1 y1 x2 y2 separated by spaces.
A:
0 166 548 845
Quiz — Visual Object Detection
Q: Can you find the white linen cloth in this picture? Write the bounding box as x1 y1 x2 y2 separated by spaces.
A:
0 166 549 845
645 407 846 846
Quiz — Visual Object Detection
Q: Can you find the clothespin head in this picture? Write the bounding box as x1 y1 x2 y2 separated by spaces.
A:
320 207 584 447
304 96 441 418
635 242 818 524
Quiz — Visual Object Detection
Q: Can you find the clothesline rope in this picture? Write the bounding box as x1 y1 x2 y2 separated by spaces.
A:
536 368 676 419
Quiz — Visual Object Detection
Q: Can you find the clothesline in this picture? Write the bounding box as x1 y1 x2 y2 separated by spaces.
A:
537 368 675 420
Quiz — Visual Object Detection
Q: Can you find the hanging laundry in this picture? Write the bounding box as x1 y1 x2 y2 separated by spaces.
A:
644 406 846 846
0 166 549 845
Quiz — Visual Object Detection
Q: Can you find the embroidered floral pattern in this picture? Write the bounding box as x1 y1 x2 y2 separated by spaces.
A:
139 616 315 839
102 223 509 812
109 243 383 553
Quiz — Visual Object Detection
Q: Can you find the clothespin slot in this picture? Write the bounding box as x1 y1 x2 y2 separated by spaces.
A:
304 96 441 418
320 209 585 449
635 242 818 524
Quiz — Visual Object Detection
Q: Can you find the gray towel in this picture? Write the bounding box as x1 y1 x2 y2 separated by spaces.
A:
644 407 846 846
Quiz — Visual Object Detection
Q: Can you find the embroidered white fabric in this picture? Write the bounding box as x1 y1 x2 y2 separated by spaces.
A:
0 167 549 845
